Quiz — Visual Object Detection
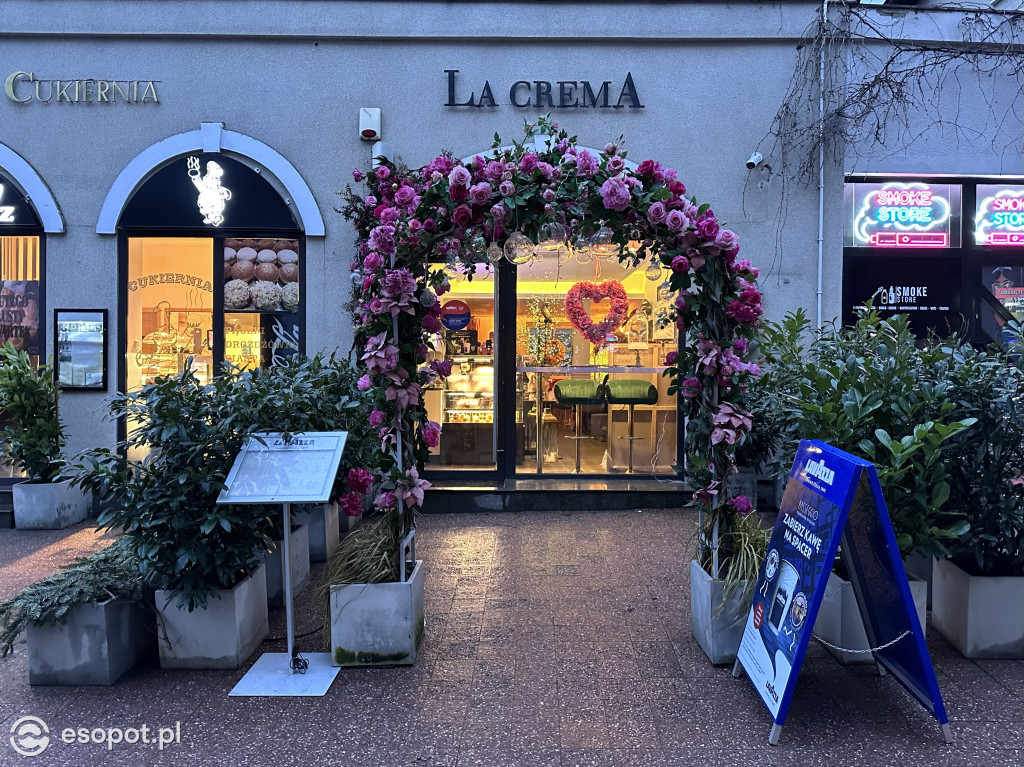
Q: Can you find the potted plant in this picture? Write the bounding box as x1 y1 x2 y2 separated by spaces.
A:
68 363 273 670
928 331 1024 658
0 539 150 685
0 342 89 529
754 311 975 659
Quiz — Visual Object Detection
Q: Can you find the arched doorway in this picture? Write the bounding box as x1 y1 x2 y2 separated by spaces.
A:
99 126 322 398
0 143 63 484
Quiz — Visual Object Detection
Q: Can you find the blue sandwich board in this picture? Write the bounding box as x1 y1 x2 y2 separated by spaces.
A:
733 440 953 746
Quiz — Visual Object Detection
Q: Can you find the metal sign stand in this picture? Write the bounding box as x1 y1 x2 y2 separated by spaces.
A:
220 432 348 697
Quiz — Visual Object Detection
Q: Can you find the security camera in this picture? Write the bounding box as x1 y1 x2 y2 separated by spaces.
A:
746 151 763 170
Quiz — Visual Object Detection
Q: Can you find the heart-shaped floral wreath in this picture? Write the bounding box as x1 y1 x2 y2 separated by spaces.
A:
564 280 630 346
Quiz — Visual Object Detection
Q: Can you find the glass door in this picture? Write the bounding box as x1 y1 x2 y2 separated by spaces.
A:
423 262 500 473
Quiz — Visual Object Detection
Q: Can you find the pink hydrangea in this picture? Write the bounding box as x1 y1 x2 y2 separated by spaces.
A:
339 492 363 517
368 224 396 255
599 177 631 212
421 420 441 448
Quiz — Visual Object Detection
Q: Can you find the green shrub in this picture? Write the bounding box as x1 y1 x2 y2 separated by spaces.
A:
0 342 65 482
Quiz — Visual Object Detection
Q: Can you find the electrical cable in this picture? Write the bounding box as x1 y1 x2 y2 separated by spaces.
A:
263 623 324 643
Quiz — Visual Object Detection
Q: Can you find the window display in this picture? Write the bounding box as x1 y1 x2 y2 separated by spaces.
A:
0 235 41 364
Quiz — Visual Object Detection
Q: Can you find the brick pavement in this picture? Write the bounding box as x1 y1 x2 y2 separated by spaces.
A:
0 510 1020 766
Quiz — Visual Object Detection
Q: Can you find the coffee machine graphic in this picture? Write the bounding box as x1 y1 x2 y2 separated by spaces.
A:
767 560 800 635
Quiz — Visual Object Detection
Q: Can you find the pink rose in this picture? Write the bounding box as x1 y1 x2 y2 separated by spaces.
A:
449 165 471 187
373 491 397 511
665 350 679 365
518 153 538 174
499 180 515 197
715 229 740 252
369 408 386 427
352 167 366 182
731 495 754 516
421 420 441 448
636 159 659 177
451 205 473 228
669 180 686 196
671 255 690 274
449 184 469 203
696 216 720 240
357 374 372 391
575 149 599 178
363 251 383 272
469 182 492 206
394 186 417 206
484 161 505 181
599 177 631 212
423 315 442 332
375 166 391 180
665 210 689 232
606 156 625 175
647 201 667 224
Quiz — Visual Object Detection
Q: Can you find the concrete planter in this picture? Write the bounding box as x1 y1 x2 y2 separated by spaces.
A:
296 503 339 563
12 479 90 530
27 599 152 686
155 565 268 670
932 557 1024 659
263 524 310 607
690 559 748 665
342 508 363 532
330 560 425 666
812 570 927 664
904 552 933 607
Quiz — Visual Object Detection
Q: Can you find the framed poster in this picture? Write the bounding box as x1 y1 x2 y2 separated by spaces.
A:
217 432 348 505
54 309 107 390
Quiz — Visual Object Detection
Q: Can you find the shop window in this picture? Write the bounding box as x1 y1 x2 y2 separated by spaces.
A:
223 237 301 369
0 235 42 365
423 264 497 470
514 250 676 475
126 238 214 389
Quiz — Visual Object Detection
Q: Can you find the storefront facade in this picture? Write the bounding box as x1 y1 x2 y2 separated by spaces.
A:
1 1 1020 486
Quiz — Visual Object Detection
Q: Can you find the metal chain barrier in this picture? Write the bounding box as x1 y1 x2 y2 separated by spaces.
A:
811 629 912 654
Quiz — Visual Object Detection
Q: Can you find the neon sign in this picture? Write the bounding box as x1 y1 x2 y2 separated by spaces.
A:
848 182 959 248
976 184 1024 247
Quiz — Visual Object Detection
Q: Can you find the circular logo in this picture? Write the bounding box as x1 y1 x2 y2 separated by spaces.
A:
790 592 808 630
753 602 765 630
10 716 50 757
764 549 780 581
440 300 471 331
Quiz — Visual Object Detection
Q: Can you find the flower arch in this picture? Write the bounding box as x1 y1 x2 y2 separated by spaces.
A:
341 117 763 575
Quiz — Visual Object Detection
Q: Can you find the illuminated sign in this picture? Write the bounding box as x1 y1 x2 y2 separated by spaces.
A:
0 184 14 223
976 184 1024 247
845 182 961 249
187 157 231 226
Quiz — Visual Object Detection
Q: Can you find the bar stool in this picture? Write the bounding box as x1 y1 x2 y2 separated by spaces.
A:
553 378 607 474
605 379 659 474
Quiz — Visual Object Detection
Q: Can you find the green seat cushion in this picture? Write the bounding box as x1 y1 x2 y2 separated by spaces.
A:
606 379 659 406
553 379 606 405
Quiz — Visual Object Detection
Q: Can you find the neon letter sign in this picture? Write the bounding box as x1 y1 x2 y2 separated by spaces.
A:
976 185 1024 247
853 182 952 248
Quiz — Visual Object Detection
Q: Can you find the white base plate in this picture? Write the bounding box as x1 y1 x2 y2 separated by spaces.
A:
229 652 340 697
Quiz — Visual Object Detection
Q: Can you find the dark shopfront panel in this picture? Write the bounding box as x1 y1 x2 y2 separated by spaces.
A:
843 177 1024 345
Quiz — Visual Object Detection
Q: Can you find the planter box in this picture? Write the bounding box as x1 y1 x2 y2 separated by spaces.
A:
342 509 363 533
155 565 268 670
330 560 425 666
296 503 339 563
904 552 933 608
264 524 311 607
690 559 748 665
27 599 152 685
932 557 1024 659
812 571 927 664
13 479 90 530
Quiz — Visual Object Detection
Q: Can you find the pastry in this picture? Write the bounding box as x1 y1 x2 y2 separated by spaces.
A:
279 263 299 283
256 249 278 263
230 260 256 282
255 262 279 282
274 239 297 252
224 247 237 264
236 247 258 262
282 282 299 312
257 239 278 250
224 279 252 309
277 249 299 264
250 280 282 310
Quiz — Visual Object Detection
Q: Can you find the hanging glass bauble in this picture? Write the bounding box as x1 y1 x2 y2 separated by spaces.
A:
466 235 488 258
573 234 593 264
645 260 664 281
590 225 618 258
536 222 568 253
486 242 503 264
504 231 534 265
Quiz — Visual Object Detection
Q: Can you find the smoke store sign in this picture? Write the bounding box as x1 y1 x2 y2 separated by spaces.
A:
5 72 160 104
444 70 644 109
